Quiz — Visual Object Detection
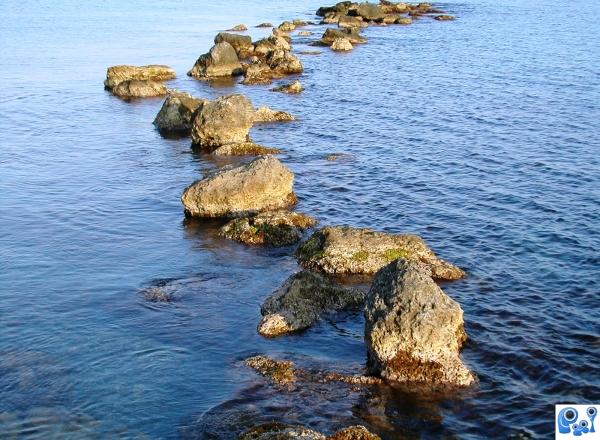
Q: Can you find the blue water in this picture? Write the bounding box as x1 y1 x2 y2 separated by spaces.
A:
1 0 599 438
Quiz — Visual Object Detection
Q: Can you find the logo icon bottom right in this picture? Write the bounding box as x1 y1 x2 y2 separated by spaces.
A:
556 405 599 439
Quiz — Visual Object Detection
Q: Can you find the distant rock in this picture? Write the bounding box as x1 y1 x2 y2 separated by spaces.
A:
258 270 364 336
321 27 367 45
396 17 413 25
331 38 353 51
153 90 208 135
434 14 455 21
354 2 386 22
295 226 465 280
338 15 368 28
187 42 243 79
298 31 315 36
228 24 248 31
365 259 475 388
278 21 296 32
211 142 281 156
104 64 175 90
272 80 304 94
111 80 167 98
214 32 254 58
181 155 296 218
256 22 273 28
254 106 296 123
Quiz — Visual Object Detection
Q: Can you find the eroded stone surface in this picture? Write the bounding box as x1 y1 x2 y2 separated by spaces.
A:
254 106 296 123
188 42 243 79
112 80 167 98
272 80 304 94
153 90 208 134
104 64 175 90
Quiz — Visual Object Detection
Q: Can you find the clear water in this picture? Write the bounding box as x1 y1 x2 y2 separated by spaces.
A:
1 0 599 438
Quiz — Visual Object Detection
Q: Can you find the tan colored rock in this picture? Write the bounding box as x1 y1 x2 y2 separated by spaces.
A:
228 24 248 31
272 80 304 94
240 423 325 440
434 14 455 21
245 355 297 385
153 90 208 134
321 27 367 45
104 64 175 90
331 38 353 51
187 42 243 79
112 80 167 98
365 260 475 388
181 155 296 218
354 2 385 21
211 142 281 156
254 36 291 56
256 22 273 28
295 226 465 280
254 106 295 123
242 62 274 85
214 32 254 58
267 49 304 75
328 426 381 440
338 15 368 29
278 21 296 32
396 17 413 25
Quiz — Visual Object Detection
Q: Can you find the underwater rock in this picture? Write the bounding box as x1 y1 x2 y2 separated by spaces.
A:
295 226 465 280
364 259 475 388
153 90 208 135
104 64 175 90
188 42 243 79
211 142 281 156
434 14 455 21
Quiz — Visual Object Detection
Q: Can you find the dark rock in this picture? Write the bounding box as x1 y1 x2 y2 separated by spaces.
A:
214 32 254 58
188 42 243 79
321 27 368 45
153 90 208 135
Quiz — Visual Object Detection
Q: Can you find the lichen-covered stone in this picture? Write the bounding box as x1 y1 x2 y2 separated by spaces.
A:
181 155 296 218
153 90 208 135
295 226 465 280
331 38 353 51
245 355 297 385
254 106 295 123
188 42 243 79
215 32 254 58
272 80 304 94
104 64 175 90
259 270 364 336
112 80 167 98
365 259 475 388
211 142 281 156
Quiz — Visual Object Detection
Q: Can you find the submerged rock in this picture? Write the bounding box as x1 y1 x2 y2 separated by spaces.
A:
191 94 255 149
153 90 208 135
272 80 304 94
321 27 367 45
331 38 353 51
364 260 475 388
254 106 295 123
228 24 248 31
104 64 175 90
434 14 455 21
295 226 465 280
112 80 167 98
211 142 281 156
256 22 274 28
245 355 297 385
215 32 254 58
181 155 296 218
298 31 315 36
258 270 365 336
220 210 316 247
239 423 325 440
188 42 243 79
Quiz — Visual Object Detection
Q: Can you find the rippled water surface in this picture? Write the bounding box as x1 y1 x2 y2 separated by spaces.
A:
1 0 599 438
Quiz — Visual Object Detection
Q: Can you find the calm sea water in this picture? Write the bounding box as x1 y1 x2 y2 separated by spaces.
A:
1 0 599 438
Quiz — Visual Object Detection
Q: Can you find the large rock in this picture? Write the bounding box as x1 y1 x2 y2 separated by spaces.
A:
338 15 368 28
316 2 356 17
153 90 208 135
111 80 167 98
187 42 243 79
242 62 275 85
104 64 175 90
181 156 296 218
267 49 304 75
191 94 255 149
352 2 385 21
295 226 465 280
364 260 475 388
214 32 254 58
220 210 315 246
254 36 291 57
259 271 365 336
321 27 367 45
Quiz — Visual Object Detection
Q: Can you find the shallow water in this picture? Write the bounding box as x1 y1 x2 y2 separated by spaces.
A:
1 0 599 438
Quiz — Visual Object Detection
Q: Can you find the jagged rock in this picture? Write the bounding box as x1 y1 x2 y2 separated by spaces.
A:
245 356 297 385
272 80 304 94
229 24 248 31
321 27 367 45
254 36 292 57
434 14 455 21
353 2 385 21
272 28 293 41
188 42 243 79
254 106 295 123
221 210 315 247
258 270 364 336
364 260 475 387
153 90 208 135
317 2 356 17
240 423 325 440
104 64 175 90
267 49 304 75
278 21 296 32
111 80 167 98
215 32 254 58
191 94 255 149
338 15 368 28
212 142 281 156
329 426 381 440
256 22 274 28
181 155 296 218
242 62 274 85
331 38 353 51
295 226 465 280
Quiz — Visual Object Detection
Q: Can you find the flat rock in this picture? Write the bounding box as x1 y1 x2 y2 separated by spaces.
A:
104 64 175 90
295 226 465 280
434 14 455 21
188 42 243 79
259 270 365 336
181 155 296 218
153 90 208 135
211 142 281 156
112 80 167 98
245 355 297 385
253 106 295 123
364 259 475 388
214 32 254 58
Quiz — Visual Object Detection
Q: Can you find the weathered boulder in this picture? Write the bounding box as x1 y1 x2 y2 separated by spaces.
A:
267 49 304 75
259 270 365 336
181 156 297 218
278 21 296 32
242 62 274 85
352 2 385 21
295 226 465 280
104 64 175 90
331 38 353 51
434 14 455 21
211 142 281 156
187 42 243 79
321 27 367 45
254 36 291 57
329 426 381 440
240 423 325 440
228 24 248 31
215 32 254 58
112 80 167 98
338 15 368 28
317 1 356 17
364 260 475 387
191 94 255 149
254 106 296 123
272 80 304 94
396 17 413 25
153 90 208 135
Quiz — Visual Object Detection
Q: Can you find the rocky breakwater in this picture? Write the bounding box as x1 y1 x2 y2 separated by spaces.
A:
295 226 465 280
104 64 176 99
364 259 475 388
181 155 297 218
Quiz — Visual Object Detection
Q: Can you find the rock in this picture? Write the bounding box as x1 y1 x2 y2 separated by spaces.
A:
220 210 315 246
353 2 385 21
153 90 208 135
434 14 455 21
321 12 342 24
393 2 409 13
396 17 413 25
325 152 354 161
383 13 401 24
140 278 181 302
212 142 281 156
331 38 353 51
112 80 167 98
267 49 304 75
321 28 367 45
317 1 355 17
242 62 274 85
188 42 243 79
295 226 465 280
259 270 364 336
328 426 381 440
240 422 325 440
272 80 304 94
228 24 248 31
278 21 296 32
245 356 297 385
256 22 274 28
338 15 368 28
254 106 295 123
299 50 323 55
181 156 296 218
104 64 175 90
191 94 255 149
364 260 475 388
293 19 311 27
298 31 314 36
215 32 254 58
272 28 293 42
